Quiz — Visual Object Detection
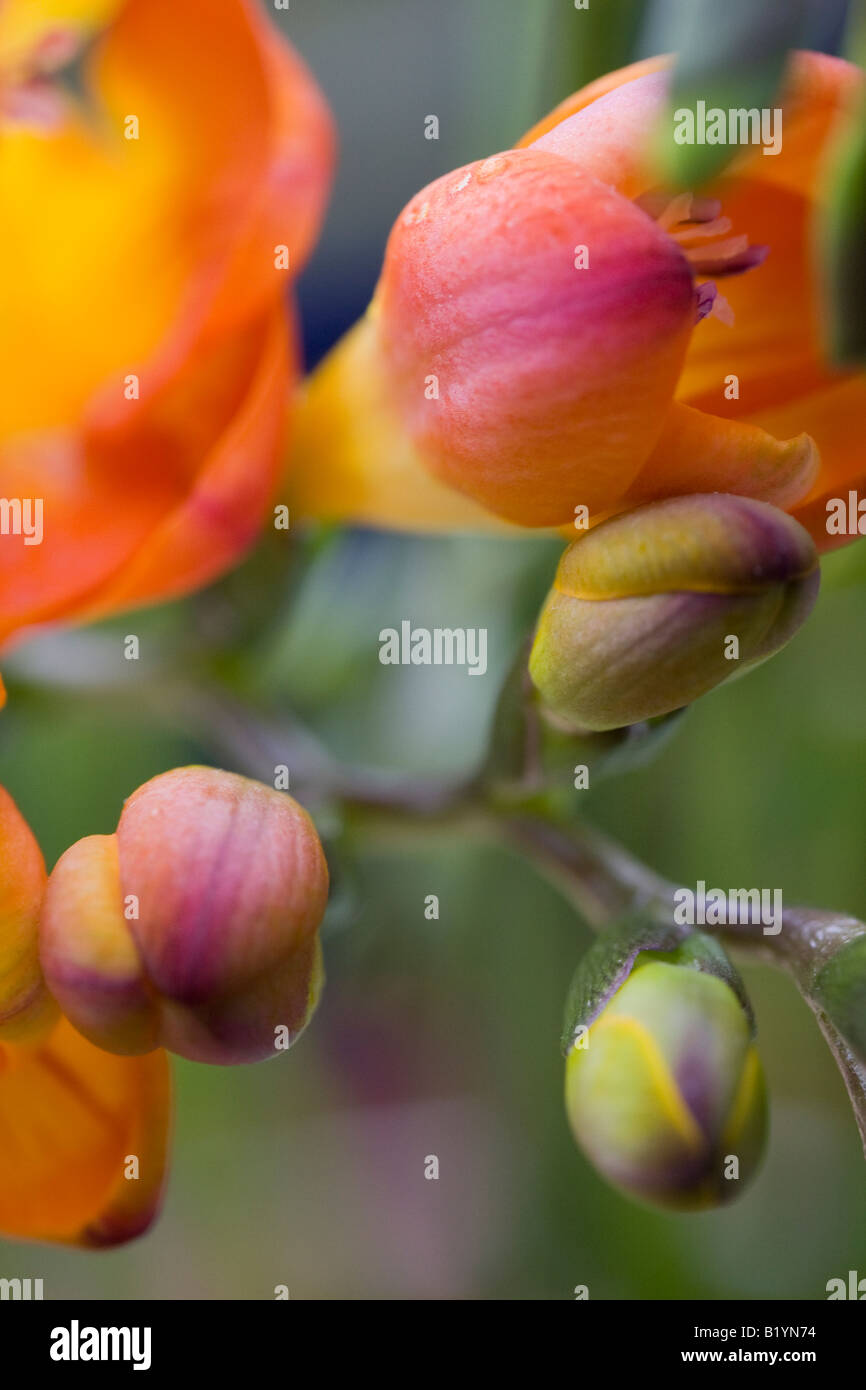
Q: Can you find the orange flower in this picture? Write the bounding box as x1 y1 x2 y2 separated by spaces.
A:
0 0 334 647
0 783 171 1247
291 52 863 553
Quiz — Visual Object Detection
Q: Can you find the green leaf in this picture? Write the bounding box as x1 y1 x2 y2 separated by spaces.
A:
651 0 810 187
549 0 646 101
823 109 866 365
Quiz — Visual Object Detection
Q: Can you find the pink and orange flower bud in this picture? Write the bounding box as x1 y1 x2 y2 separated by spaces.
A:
293 51 866 556
40 767 329 1065
377 148 697 527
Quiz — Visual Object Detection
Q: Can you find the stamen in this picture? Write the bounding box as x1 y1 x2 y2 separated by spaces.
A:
694 282 735 327
656 192 694 231
687 197 723 223
695 282 717 323
689 243 769 278
637 188 769 314
710 292 735 326
673 216 733 242
685 233 748 264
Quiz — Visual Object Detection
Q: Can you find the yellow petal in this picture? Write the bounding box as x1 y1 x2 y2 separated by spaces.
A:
289 314 518 534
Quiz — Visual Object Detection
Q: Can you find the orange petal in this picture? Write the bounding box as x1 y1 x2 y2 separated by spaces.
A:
0 0 332 436
195 5 336 336
675 179 846 418
675 55 863 416
0 1018 171 1247
77 307 293 620
0 429 179 647
620 402 819 514
0 306 291 645
0 0 334 642
739 376 866 552
0 785 56 1044
91 0 334 347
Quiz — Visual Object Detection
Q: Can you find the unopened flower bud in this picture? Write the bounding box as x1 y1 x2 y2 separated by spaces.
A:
530 494 819 731
378 148 696 526
40 767 329 1065
564 927 767 1210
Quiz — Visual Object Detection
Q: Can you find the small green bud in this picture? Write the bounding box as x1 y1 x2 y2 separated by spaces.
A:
565 928 767 1210
530 494 819 732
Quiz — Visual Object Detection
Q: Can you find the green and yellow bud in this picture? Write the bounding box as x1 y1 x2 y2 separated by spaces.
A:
565 930 766 1210
530 494 820 731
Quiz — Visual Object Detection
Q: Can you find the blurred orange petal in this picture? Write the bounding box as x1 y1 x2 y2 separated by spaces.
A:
80 306 294 619
0 1018 171 1247
0 785 57 1044
0 786 166 1248
0 307 294 641
0 0 334 644
0 429 176 645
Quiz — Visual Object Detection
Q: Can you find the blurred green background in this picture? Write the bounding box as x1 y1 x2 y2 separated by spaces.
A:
1 0 864 1299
